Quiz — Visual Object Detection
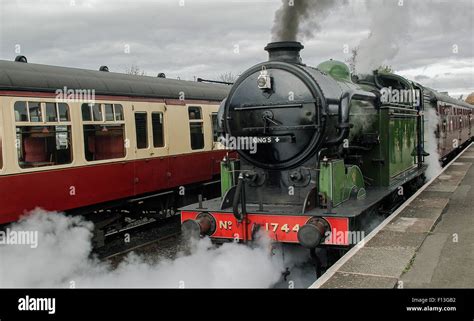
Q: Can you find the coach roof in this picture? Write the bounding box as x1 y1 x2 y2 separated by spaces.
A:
0 59 230 101
423 86 474 109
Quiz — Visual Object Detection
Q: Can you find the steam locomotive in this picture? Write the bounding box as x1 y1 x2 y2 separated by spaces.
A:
180 41 474 260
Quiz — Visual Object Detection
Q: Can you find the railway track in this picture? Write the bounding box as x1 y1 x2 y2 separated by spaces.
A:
95 216 182 262
102 231 181 261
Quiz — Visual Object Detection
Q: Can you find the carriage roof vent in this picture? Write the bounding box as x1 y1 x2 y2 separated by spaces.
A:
157 73 166 78
15 55 28 63
99 66 109 72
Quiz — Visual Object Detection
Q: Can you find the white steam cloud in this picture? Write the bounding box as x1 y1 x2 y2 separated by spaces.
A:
0 210 284 288
355 0 412 74
424 107 442 180
355 0 473 74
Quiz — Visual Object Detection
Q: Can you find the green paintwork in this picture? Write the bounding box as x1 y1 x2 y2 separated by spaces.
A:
319 159 365 207
317 60 352 82
220 159 239 196
368 107 417 186
347 98 383 186
388 115 417 178
343 166 366 200
351 71 423 187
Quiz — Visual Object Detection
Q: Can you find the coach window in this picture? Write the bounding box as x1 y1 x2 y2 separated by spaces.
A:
15 101 72 169
189 106 204 150
46 103 58 122
211 113 219 143
82 103 126 161
14 101 28 121
152 112 165 148
0 124 3 170
28 102 42 122
115 105 124 121
81 103 92 121
58 103 70 121
135 112 148 149
93 104 103 121
105 104 114 121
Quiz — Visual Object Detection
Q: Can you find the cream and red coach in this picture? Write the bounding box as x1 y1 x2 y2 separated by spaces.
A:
0 57 230 237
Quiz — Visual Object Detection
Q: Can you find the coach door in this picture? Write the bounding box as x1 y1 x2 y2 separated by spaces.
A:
149 104 168 191
132 103 168 196
132 103 151 195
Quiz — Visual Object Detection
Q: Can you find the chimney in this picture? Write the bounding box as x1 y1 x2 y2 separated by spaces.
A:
264 41 304 65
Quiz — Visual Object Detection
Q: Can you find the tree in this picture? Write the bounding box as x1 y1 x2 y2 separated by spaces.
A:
125 65 146 76
466 93 474 105
217 72 238 84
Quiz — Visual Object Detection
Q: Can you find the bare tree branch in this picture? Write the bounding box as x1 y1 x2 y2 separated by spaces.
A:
217 72 238 84
345 47 358 74
125 65 147 76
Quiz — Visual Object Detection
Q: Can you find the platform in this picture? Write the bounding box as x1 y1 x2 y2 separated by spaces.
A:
311 143 474 288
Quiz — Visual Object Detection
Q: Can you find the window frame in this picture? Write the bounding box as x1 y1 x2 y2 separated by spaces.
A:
81 103 127 162
188 106 205 150
13 100 74 170
211 112 219 143
134 112 149 150
151 111 165 148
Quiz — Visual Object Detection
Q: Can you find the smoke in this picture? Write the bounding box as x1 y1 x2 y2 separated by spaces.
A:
424 107 442 180
271 0 347 42
271 244 318 288
355 0 413 74
355 0 472 74
0 210 284 288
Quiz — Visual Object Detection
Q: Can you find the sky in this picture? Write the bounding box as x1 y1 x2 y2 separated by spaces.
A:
0 0 472 97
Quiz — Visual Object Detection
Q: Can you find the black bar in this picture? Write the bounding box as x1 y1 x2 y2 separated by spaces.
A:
0 289 473 321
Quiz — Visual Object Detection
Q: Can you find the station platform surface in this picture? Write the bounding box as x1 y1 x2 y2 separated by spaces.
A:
311 143 474 288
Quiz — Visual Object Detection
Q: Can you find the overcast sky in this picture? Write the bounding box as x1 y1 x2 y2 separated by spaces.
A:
0 0 472 96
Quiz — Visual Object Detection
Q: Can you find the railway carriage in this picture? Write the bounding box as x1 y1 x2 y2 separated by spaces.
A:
180 41 474 266
0 58 230 242
427 90 473 160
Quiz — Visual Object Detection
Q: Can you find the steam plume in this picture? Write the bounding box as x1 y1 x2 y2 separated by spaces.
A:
0 210 284 288
355 0 413 74
355 0 472 74
424 107 442 179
